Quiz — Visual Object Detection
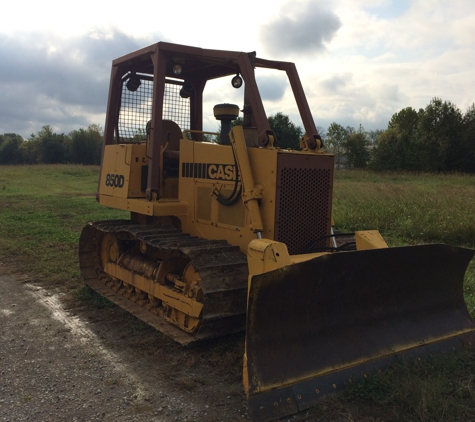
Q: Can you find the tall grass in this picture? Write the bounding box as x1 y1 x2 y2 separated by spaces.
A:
333 170 475 247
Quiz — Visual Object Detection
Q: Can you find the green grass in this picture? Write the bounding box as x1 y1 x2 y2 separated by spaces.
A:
0 164 127 287
1 165 475 421
303 348 475 421
333 170 475 247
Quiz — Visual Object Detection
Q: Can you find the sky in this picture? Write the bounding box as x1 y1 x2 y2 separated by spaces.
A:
1 0 475 138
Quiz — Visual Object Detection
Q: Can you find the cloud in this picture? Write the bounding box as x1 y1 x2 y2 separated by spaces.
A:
302 64 409 132
259 1 341 58
320 73 352 94
0 29 158 137
256 74 288 101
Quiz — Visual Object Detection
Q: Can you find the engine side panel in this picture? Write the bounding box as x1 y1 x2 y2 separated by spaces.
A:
99 144 149 199
178 139 279 253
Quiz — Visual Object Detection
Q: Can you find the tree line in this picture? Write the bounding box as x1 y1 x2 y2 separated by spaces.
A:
325 98 475 173
236 99 475 173
0 124 103 165
372 98 475 172
1 98 474 173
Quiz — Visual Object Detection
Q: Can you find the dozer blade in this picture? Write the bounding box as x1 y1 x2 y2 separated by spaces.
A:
244 244 475 422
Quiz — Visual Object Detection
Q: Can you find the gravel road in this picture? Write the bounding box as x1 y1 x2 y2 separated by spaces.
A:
0 275 246 422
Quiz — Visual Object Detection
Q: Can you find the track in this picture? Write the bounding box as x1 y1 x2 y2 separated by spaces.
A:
79 220 248 345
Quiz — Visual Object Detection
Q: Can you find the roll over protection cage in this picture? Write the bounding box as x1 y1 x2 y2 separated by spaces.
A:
100 42 322 201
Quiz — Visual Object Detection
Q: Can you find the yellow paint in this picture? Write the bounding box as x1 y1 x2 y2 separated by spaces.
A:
100 144 148 199
247 239 292 276
355 230 389 250
104 261 203 318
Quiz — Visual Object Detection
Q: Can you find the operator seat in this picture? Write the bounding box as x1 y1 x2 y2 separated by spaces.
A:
162 120 183 158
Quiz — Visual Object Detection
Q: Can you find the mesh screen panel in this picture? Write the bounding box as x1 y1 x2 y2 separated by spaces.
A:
118 78 153 143
118 77 190 143
274 155 333 255
163 83 190 131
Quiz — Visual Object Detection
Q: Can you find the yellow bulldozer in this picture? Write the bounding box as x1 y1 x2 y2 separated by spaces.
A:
79 42 475 421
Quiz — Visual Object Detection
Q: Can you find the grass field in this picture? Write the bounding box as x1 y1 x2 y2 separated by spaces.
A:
0 164 474 421
0 165 127 287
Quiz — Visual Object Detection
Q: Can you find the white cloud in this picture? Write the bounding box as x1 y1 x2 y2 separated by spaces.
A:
292 0 475 130
0 30 150 136
259 1 342 58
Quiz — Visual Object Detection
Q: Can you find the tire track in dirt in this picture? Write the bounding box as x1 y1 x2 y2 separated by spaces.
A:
26 283 149 401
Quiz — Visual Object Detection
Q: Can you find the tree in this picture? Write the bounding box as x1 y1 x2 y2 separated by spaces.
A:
461 103 475 173
0 133 23 164
231 117 244 128
30 126 68 164
316 125 326 142
389 107 419 137
341 125 371 169
231 113 303 149
325 122 347 150
371 128 406 171
371 107 420 171
416 98 464 172
367 129 383 145
267 113 303 149
325 123 348 168
19 138 41 164
69 124 103 165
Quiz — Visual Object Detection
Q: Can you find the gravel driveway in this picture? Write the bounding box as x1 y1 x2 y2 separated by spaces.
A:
0 275 246 422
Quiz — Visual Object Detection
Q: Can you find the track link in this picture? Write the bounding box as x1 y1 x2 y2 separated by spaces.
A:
79 220 248 345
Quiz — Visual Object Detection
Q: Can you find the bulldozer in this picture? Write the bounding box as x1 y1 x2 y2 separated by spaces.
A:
79 42 475 421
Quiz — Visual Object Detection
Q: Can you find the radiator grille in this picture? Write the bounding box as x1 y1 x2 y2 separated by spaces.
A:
275 155 333 255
